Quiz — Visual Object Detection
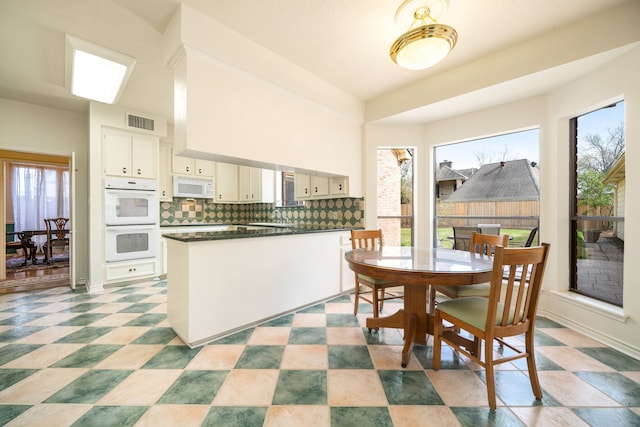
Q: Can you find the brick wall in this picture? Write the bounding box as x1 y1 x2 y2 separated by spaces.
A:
377 150 402 245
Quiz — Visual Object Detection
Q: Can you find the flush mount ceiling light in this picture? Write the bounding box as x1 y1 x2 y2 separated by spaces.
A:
65 34 136 104
390 0 457 70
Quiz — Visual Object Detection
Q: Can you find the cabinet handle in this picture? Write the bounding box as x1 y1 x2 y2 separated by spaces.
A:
162 190 166 196
137 169 142 175
198 168 202 174
305 188 308 194
219 194 222 199
128 267 136 272
338 184 343 191
314 186 318 193
186 166 190 172
122 167 127 174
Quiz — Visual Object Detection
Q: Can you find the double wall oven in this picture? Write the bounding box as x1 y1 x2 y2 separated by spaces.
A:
104 177 158 262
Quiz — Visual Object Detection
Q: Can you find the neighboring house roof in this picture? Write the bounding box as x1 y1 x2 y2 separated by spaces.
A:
436 165 475 182
603 151 625 185
444 159 540 202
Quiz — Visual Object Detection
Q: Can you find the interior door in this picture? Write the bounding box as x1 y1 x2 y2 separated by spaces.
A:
69 152 76 289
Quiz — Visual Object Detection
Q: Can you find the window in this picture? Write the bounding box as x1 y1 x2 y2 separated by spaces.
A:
570 101 625 306
9 162 69 245
434 129 540 248
275 172 302 207
377 148 413 246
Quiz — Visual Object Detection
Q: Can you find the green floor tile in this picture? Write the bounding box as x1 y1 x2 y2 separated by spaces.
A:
379 370 444 405
71 405 147 427
451 407 525 427
573 408 640 427
288 327 326 344
51 344 122 368
0 344 42 366
68 303 104 313
331 407 393 427
44 370 132 404
212 328 254 344
577 347 640 371
0 312 48 325
0 368 38 392
158 370 227 404
533 330 566 346
261 313 294 327
131 327 176 344
363 328 404 345
479 370 561 407
326 313 360 327
0 326 47 343
141 345 201 369
297 303 326 314
115 294 149 303
328 345 373 369
272 370 327 405
575 372 640 406
0 405 31 425
202 406 267 427
56 313 108 326
235 345 284 369
123 313 166 327
118 303 159 313
55 327 114 343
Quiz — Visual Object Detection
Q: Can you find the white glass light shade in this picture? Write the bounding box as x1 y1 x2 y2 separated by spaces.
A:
72 51 128 104
390 24 457 70
65 35 136 104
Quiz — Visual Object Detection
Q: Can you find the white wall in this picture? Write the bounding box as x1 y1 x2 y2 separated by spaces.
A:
363 46 640 358
0 99 89 284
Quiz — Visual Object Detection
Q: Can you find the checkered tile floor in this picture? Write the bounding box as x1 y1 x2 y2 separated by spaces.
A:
1 280 639 426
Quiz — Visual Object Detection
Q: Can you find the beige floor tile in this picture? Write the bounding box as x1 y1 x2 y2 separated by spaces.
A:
389 406 461 427
91 326 150 344
537 346 616 372
280 345 328 370
327 370 388 406
325 302 354 314
147 303 167 314
248 327 291 345
326 327 367 345
4 403 92 427
156 318 171 327
186 345 244 370
622 371 640 383
630 408 640 417
537 371 621 407
138 294 166 304
427 369 501 407
29 302 76 313
369 345 422 370
98 369 181 405
0 368 87 404
82 293 128 303
24 312 79 326
538 327 605 347
168 336 187 345
213 369 279 406
511 406 590 427
4 343 85 369
94 344 164 369
87 302 134 313
134 404 210 427
292 313 327 327
13 326 81 344
264 405 330 427
89 312 141 327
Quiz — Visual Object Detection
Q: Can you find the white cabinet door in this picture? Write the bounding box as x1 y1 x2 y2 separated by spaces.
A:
215 162 239 202
329 176 349 197
261 169 275 203
311 176 329 197
239 166 262 202
158 144 173 200
172 155 194 175
195 159 215 177
294 174 311 200
103 129 157 178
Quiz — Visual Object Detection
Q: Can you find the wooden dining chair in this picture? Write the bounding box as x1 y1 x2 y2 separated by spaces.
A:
433 232 509 299
351 229 403 319
43 217 70 264
432 243 551 411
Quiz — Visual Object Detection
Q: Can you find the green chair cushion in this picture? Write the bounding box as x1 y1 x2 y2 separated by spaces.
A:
435 283 490 298
357 273 391 285
437 297 516 331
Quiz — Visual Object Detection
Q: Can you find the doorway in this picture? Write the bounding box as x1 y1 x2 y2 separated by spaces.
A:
1 150 71 293
376 148 414 246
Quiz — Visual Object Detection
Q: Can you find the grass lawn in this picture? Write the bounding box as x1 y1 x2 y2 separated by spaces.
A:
402 228 537 248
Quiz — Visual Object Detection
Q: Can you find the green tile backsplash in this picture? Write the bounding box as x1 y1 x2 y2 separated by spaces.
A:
159 198 364 228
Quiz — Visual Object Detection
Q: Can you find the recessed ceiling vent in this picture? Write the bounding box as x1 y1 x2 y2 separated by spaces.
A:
126 112 155 133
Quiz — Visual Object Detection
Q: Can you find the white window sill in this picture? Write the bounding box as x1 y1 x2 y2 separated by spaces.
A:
549 290 628 323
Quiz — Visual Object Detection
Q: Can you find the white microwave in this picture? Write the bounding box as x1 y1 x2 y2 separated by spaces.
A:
173 176 215 198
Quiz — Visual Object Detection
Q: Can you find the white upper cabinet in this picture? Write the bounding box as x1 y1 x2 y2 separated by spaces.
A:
295 174 346 200
329 176 349 197
238 166 262 202
294 174 311 199
311 176 329 197
172 155 215 177
103 129 158 178
215 162 239 202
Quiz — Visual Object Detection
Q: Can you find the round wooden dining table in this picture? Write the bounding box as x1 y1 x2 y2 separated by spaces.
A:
345 246 494 367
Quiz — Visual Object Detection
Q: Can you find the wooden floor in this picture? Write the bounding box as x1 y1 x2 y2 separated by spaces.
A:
1 256 70 294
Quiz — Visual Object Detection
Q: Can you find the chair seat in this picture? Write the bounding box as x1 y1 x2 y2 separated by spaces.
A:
434 283 490 298
357 273 392 286
437 297 515 331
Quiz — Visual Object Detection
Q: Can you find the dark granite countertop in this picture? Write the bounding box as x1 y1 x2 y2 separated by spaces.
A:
162 224 360 242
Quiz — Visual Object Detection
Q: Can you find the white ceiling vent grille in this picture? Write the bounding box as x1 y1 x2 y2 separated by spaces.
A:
126 112 155 133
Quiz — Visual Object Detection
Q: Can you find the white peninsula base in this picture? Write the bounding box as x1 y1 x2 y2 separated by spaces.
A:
166 230 351 347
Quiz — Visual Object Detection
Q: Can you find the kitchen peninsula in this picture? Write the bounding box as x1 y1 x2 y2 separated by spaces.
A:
164 224 354 347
